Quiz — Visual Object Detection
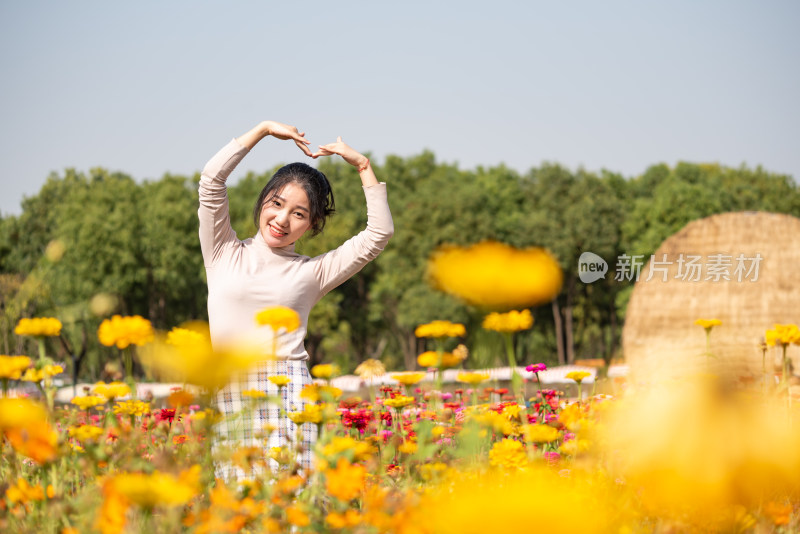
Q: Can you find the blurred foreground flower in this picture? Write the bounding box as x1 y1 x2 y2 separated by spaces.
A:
108 465 200 509
0 355 32 380
427 241 563 310
311 363 340 379
0 397 57 464
15 317 62 337
255 305 301 333
390 372 426 386
138 325 269 392
417 351 466 369
98 315 154 349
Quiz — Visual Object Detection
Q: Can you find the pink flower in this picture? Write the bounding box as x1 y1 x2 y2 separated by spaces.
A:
526 363 547 373
543 451 561 465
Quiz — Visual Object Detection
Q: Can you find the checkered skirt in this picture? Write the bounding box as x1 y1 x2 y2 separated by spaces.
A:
214 359 317 480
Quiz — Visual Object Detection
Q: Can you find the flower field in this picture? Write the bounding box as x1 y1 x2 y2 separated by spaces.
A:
3 313 800 533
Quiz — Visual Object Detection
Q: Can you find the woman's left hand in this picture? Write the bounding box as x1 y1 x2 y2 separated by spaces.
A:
313 137 368 169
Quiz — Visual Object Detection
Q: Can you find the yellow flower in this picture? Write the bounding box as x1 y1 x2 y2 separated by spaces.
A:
288 404 323 425
113 400 151 417
469 411 515 435
93 381 131 400
138 325 268 391
390 372 426 385
21 364 63 383
0 397 48 431
427 240 563 310
765 324 800 347
559 438 590 456
457 371 490 385
5 478 49 505
255 306 301 332
98 315 154 348
488 438 528 469
566 371 592 384
14 317 62 337
325 458 366 501
415 320 466 338
694 318 722 331
311 363 340 379
501 403 523 421
398 441 418 454
482 309 534 333
242 389 267 399
383 395 415 409
0 355 32 379
321 436 374 462
299 384 342 402
111 466 200 508
70 395 108 409
355 358 386 379
68 424 105 442
522 424 560 443
268 375 291 387
417 350 466 369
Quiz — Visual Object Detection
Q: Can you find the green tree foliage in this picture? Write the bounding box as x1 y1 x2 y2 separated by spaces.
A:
0 155 797 382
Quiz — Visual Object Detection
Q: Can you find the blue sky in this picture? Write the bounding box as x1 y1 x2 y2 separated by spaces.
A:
1 0 798 215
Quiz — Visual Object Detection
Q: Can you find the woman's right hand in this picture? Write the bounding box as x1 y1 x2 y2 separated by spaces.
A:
263 121 313 157
237 121 313 156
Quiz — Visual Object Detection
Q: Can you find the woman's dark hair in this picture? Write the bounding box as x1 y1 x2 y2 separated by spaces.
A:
252 162 335 237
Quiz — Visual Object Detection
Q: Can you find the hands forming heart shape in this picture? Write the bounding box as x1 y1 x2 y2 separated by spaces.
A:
264 120 368 170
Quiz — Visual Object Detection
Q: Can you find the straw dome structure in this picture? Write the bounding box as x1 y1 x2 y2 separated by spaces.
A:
623 211 800 378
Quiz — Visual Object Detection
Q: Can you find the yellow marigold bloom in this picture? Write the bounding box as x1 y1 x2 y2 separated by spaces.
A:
139 325 267 392
6 478 48 505
255 306 301 333
489 438 528 469
522 424 560 443
242 389 267 399
93 381 131 400
6 420 58 464
559 438 590 456
383 395 415 409
390 372 426 385
469 411 515 435
286 505 311 527
311 363 340 379
694 318 722 330
565 371 592 384
288 404 323 424
111 466 200 508
398 440 418 454
14 317 62 337
482 309 534 333
113 400 150 417
268 375 291 387
269 446 292 465
321 436 374 462
355 358 386 379
457 371 490 385
428 240 563 310
765 324 800 347
300 384 342 402
68 424 105 442
326 458 367 501
71 395 108 409
501 403 523 421
0 397 48 430
326 510 362 529
0 355 32 379
417 350 466 369
415 320 466 338
21 364 63 383
98 315 154 349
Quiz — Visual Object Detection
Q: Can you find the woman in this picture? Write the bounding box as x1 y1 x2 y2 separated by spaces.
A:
198 120 393 477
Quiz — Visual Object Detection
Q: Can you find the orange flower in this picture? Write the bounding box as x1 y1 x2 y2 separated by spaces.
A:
325 458 367 501
6 421 59 464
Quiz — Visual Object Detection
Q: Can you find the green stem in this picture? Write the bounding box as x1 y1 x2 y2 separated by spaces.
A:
782 344 789 390
504 333 524 406
37 338 46 363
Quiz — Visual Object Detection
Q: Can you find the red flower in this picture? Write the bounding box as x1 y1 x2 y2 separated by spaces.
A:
155 408 177 424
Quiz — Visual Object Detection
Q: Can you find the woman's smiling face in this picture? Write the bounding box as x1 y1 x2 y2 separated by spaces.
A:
259 182 313 248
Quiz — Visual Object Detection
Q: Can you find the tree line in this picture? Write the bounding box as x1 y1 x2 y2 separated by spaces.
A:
1 154 797 380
